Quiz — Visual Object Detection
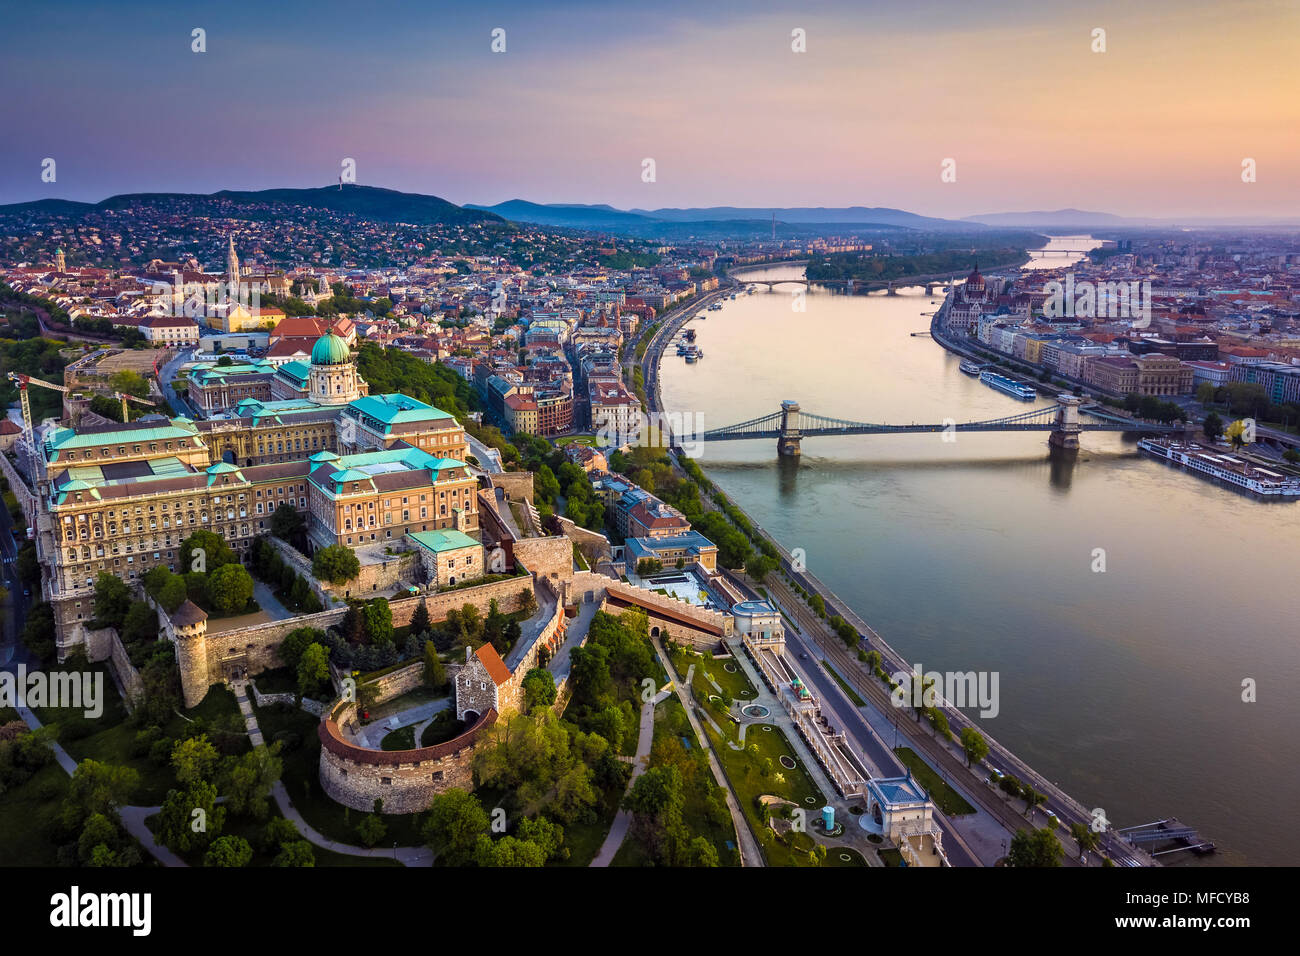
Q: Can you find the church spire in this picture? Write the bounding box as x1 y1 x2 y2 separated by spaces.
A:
226 234 240 285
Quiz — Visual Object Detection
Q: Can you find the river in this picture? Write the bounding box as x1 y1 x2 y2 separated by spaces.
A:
658 237 1300 866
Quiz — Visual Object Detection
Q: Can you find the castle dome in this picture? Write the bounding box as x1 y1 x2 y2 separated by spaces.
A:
311 331 350 366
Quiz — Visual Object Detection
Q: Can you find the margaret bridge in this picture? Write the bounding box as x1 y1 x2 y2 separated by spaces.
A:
686 393 1187 457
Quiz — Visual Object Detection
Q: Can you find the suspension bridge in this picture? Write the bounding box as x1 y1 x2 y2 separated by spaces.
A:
693 393 1187 457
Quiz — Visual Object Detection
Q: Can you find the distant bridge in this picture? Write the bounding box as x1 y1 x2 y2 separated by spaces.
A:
743 275 957 296
696 394 1185 457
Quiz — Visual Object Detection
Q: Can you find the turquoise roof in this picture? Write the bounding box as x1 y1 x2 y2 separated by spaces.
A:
46 421 198 451
311 332 350 365
275 361 311 384
346 394 453 432
408 529 480 553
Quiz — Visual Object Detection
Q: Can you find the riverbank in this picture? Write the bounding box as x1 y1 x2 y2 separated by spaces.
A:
644 272 1159 866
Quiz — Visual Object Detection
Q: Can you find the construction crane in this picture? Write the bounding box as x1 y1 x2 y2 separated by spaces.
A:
114 391 156 421
6 372 69 453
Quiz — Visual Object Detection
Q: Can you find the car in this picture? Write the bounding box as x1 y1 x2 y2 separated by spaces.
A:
799 652 808 660
989 767 1006 781
23 588 30 596
1045 810 1060 827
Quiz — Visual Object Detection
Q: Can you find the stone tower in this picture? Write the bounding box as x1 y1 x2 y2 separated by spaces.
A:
54 247 66 273
170 599 211 708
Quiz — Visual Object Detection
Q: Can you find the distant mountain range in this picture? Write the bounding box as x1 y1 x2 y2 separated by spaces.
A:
467 199 966 232
0 185 503 227
7 187 1295 237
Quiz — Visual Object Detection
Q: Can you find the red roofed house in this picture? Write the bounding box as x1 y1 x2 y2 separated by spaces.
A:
456 643 520 720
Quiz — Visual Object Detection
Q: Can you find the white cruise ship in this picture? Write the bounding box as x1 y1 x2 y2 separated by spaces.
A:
1138 439 1300 498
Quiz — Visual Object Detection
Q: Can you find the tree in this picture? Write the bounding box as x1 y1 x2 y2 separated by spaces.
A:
273 840 315 867
355 813 387 848
270 503 305 541
517 587 538 617
422 640 448 690
745 554 777 582
109 369 149 398
157 780 225 853
259 816 300 853
65 760 139 821
179 530 236 575
297 643 330 699
120 601 158 645
207 563 254 615
960 727 989 768
689 835 719 867
423 788 489 866
204 835 253 867
1195 381 1217 405
1203 411 1224 441
1007 827 1064 867
91 572 132 629
624 765 686 865
409 599 431 637
361 598 393 645
277 626 321 672
171 735 221 786
313 545 359 584
1070 821 1102 859
224 744 283 819
521 668 557 713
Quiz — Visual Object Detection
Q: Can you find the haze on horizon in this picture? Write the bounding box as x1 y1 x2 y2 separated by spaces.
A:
2 0 1298 220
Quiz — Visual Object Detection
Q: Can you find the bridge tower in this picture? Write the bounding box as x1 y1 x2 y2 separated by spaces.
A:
778 400 802 458
1049 393 1082 450
886 280 898 296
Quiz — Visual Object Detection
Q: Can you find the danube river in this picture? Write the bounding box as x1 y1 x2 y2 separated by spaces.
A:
659 240 1300 866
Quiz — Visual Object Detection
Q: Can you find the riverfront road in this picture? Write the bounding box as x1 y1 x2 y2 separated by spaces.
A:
759 566 1146 867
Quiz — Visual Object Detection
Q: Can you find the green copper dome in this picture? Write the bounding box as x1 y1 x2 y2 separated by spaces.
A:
311 331 350 365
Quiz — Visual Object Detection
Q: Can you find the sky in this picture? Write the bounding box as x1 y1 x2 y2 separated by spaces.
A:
2 0 1299 219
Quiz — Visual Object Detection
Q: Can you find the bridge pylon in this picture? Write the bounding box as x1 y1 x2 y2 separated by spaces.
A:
1049 393 1083 450
778 400 802 457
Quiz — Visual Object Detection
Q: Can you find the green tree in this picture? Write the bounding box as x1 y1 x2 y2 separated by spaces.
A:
270 503 305 541
171 735 221 786
65 759 140 821
1007 827 1064 867
313 545 360 584
1070 821 1102 859
274 840 315 866
91 572 132 628
297 643 330 699
423 788 490 866
960 726 989 768
224 744 283 819
1202 411 1224 441
180 530 236 575
207 563 254 615
361 598 393 645
521 668 557 713
157 780 225 853
204 835 253 867
409 599 431 637
355 813 388 848
423 641 447 690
